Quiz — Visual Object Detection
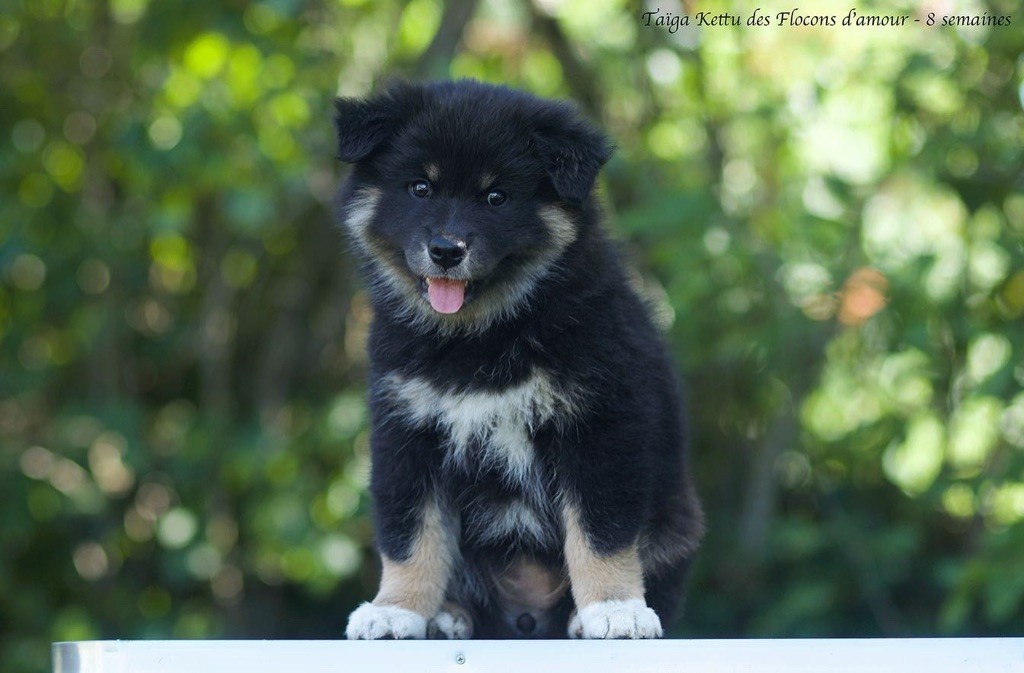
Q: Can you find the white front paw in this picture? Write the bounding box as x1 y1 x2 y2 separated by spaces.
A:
345 602 427 640
427 603 473 639
568 599 663 639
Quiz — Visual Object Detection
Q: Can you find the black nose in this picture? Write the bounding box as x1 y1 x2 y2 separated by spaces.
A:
428 236 466 269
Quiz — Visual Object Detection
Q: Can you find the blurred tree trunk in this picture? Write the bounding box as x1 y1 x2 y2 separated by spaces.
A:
197 202 235 421
528 1 603 117
415 0 481 79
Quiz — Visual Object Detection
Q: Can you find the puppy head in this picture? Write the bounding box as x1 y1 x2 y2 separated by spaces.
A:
333 80 612 330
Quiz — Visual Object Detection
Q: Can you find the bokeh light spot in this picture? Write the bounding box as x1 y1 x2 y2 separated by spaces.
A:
157 508 198 549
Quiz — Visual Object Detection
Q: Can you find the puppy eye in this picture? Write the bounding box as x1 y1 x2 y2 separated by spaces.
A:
408 180 432 198
486 190 507 207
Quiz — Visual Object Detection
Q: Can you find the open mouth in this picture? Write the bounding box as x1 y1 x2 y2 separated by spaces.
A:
423 277 471 314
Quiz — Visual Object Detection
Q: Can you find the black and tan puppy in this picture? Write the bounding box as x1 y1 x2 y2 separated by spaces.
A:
335 80 703 639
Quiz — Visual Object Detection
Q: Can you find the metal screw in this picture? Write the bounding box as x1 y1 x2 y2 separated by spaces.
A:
455 653 466 665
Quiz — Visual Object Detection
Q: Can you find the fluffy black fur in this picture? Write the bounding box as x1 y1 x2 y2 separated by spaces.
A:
334 80 703 638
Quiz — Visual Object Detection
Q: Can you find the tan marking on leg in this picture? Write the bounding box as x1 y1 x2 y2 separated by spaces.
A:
562 502 645 607
373 499 455 618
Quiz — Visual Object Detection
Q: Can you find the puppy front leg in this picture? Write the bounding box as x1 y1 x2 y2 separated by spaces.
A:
346 415 455 640
346 498 455 639
562 502 662 639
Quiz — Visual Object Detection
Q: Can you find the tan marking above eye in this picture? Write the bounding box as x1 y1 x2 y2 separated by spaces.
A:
424 163 440 182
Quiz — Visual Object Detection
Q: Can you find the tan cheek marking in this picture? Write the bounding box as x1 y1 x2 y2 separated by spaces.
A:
562 502 645 607
538 205 578 250
346 185 422 304
425 163 440 182
346 186 382 237
373 499 455 617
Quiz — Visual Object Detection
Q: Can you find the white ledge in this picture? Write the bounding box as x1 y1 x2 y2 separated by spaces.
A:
52 638 1024 673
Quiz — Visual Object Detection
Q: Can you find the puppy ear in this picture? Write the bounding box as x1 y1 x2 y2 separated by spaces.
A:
333 82 423 163
533 106 614 206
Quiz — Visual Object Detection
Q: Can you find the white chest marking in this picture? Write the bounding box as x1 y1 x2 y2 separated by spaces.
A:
384 371 577 489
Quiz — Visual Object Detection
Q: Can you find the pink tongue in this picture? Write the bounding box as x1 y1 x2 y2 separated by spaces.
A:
427 278 467 313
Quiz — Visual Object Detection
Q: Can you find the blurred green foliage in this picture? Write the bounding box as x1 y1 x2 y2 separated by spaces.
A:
1 0 1023 670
